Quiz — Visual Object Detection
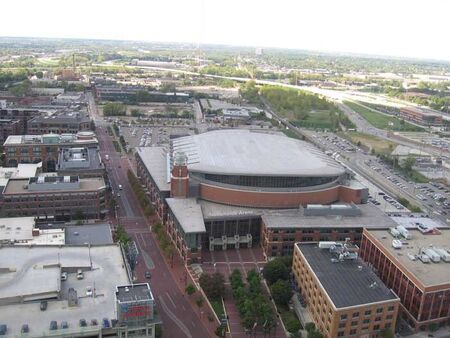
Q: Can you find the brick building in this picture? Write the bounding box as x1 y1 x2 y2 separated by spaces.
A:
4 132 99 171
1 175 107 220
360 229 450 332
399 107 442 127
136 129 369 264
28 112 92 134
293 242 400 338
0 119 24 143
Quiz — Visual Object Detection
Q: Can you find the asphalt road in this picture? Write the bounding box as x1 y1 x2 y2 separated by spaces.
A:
87 92 212 338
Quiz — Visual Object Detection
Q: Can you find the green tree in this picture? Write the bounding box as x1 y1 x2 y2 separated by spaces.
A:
270 279 293 306
403 156 416 173
185 284 196 295
263 259 290 285
199 272 225 300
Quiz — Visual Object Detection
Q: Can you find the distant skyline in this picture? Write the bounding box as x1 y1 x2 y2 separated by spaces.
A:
1 0 450 61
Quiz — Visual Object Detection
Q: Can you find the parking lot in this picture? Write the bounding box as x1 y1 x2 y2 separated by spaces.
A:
119 125 194 149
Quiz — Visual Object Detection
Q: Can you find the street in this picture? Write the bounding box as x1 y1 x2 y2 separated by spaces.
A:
87 92 213 338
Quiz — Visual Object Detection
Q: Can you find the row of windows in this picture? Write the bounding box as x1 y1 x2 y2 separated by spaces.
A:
197 173 339 189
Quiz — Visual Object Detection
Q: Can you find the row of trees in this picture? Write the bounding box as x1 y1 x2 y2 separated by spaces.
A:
127 170 154 217
199 272 225 301
229 269 275 333
152 222 175 260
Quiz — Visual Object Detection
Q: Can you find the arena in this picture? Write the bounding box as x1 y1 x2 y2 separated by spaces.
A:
136 129 369 263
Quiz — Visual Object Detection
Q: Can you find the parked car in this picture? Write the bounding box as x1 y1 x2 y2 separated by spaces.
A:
145 271 151 279
79 319 87 327
40 300 48 311
61 321 68 329
76 269 84 280
21 324 29 333
102 318 110 328
61 272 68 281
49 321 57 330
90 319 98 326
86 286 93 297
0 325 7 335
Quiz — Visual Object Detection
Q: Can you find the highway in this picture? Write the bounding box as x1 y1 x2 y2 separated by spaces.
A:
87 92 213 338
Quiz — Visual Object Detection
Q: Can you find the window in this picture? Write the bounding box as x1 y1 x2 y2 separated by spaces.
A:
352 312 359 318
340 314 347 321
337 332 345 337
386 314 393 320
385 323 392 329
363 319 370 324
364 310 371 316
376 308 383 313
350 329 357 335
339 323 346 328
351 321 358 326
388 306 395 311
375 317 382 322
374 324 380 330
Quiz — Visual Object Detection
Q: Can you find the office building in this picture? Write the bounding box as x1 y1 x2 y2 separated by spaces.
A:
4 132 99 171
399 107 442 127
360 228 450 331
28 112 92 135
1 175 107 220
293 242 400 338
57 147 105 178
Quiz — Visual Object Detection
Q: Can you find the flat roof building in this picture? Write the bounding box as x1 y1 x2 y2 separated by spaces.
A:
2 176 107 220
293 242 400 338
399 106 443 127
28 111 91 135
360 228 450 331
4 132 99 171
0 217 65 245
0 245 157 337
57 146 104 178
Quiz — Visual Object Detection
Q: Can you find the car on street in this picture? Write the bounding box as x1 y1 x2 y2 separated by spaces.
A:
76 269 84 280
21 324 29 333
40 300 48 311
102 318 110 328
79 319 87 327
145 271 151 279
49 321 57 330
61 321 68 329
61 272 68 281
86 286 93 297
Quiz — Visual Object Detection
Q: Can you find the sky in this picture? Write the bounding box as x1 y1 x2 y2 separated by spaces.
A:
1 0 450 61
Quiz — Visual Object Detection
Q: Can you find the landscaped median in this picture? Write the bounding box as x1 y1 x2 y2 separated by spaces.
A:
127 169 155 217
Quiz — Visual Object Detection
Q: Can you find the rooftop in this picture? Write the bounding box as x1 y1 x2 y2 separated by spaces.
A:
3 176 105 194
58 147 104 171
136 147 170 192
0 163 42 187
0 245 129 337
262 203 397 229
366 229 450 287
391 145 431 157
29 111 90 125
116 283 154 303
297 242 399 308
4 132 97 146
171 129 345 177
0 217 65 246
166 198 206 233
65 224 113 245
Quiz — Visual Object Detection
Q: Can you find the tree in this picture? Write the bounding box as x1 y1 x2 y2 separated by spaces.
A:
380 329 394 338
403 156 416 173
199 272 225 300
103 102 127 116
185 284 196 295
270 279 293 306
263 258 290 285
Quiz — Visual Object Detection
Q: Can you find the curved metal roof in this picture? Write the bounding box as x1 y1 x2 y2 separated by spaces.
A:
171 129 345 177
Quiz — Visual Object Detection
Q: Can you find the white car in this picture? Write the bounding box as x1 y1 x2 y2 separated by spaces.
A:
61 272 68 281
86 287 93 297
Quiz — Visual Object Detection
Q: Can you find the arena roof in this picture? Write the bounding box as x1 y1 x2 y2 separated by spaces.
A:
171 130 345 177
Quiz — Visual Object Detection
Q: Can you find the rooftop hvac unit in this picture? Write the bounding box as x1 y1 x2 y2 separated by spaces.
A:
37 176 45 184
392 240 403 249
433 248 450 262
319 241 337 249
422 248 440 263
63 176 70 183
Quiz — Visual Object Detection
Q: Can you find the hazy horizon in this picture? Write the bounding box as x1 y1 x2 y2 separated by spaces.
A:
1 0 450 61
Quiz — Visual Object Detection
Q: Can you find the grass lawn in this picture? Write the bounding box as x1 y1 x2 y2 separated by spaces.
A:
294 110 337 130
210 299 225 319
343 132 397 154
344 101 423 132
279 308 302 333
